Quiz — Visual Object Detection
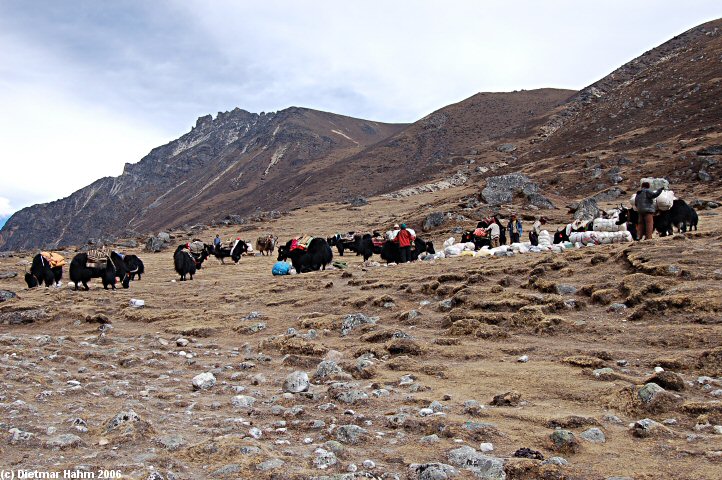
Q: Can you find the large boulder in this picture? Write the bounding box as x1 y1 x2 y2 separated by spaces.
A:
481 174 554 209
423 212 449 232
568 198 600 221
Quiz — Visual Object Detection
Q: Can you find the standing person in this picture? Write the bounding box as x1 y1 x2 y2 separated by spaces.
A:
530 216 547 246
395 223 415 263
485 221 501 248
635 181 663 240
508 214 522 244
213 234 221 248
494 215 507 245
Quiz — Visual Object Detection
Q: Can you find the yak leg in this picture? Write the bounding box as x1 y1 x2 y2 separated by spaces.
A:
82 281 89 291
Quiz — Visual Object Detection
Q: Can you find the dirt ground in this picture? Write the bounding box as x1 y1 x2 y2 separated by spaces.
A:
1 188 721 480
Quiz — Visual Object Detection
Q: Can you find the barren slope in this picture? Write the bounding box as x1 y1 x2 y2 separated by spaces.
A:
0 192 721 480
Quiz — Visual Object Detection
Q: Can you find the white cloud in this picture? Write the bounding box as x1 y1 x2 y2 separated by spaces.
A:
0 0 720 219
0 196 13 217
0 82 170 210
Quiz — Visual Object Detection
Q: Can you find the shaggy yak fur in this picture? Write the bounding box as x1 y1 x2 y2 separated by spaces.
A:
69 251 129 290
174 245 206 281
655 199 698 236
123 254 145 280
255 236 277 256
25 253 63 288
327 234 359 256
615 207 639 240
380 237 435 263
213 240 249 264
277 238 333 273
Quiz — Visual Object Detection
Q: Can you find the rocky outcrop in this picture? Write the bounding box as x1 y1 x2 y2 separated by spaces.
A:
481 174 554 209
0 108 406 250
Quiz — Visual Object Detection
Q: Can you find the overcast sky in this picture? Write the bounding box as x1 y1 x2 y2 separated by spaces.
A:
0 1 719 219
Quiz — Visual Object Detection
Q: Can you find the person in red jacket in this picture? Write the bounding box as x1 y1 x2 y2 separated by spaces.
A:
395 223 415 263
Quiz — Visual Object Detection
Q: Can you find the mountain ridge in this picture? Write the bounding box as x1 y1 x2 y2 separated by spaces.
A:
2 18 721 250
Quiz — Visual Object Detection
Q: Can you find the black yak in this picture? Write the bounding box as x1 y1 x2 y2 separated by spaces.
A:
213 239 249 264
327 233 359 256
123 254 145 280
277 237 333 273
615 207 639 240
380 238 435 263
655 199 698 236
25 253 63 288
353 234 375 261
174 245 202 281
69 251 129 290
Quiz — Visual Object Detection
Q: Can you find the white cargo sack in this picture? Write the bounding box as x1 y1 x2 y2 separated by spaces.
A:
443 237 455 248
593 218 627 232
655 190 675 211
629 193 637 211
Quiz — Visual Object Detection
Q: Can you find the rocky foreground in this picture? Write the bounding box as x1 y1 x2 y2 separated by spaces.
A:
1 205 721 480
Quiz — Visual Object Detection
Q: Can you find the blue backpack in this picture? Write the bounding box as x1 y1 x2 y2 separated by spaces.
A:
272 261 291 276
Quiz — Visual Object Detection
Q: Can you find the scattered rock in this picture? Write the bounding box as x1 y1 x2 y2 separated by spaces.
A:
191 372 216 390
0 290 17 302
335 424 367 444
314 448 338 469
408 463 459 480
490 391 521 407
154 434 186 451
231 395 256 409
43 434 84 450
580 427 606 443
283 371 310 393
257 458 284 471
549 429 579 453
631 418 670 438
341 313 378 336
447 445 505 479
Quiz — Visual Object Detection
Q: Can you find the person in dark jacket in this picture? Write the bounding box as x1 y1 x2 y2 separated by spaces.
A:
508 214 522 243
635 182 664 240
395 223 414 263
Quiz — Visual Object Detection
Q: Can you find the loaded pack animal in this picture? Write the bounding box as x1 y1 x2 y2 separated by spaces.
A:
615 207 639 240
174 245 207 281
277 237 333 273
180 241 211 269
380 237 435 263
553 220 595 244
69 250 129 290
654 199 698 236
25 252 64 288
461 225 491 250
255 235 277 256
213 239 249 264
327 233 359 256
123 255 145 280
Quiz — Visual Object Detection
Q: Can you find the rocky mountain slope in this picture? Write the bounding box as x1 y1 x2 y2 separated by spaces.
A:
0 108 406 250
2 18 721 251
516 18 722 199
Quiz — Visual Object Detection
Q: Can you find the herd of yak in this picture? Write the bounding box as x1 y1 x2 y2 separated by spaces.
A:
23 198 698 290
